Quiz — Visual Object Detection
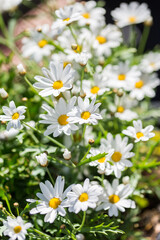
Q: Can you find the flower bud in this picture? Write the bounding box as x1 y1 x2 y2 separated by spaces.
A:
60 224 66 229
116 89 124 97
71 44 78 50
88 139 95 145
22 97 28 102
0 88 8 99
63 149 71 160
122 176 130 185
17 64 26 76
144 16 153 26
76 233 85 240
36 153 48 167
80 90 86 98
13 202 19 208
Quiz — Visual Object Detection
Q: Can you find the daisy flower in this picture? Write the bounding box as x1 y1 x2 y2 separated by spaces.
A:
103 62 141 91
100 133 135 178
27 176 72 223
97 179 136 217
3 216 32 240
33 61 74 97
111 2 151 28
40 97 78 137
122 120 155 142
88 145 114 171
0 101 26 131
67 178 102 213
21 24 54 63
130 73 160 100
68 96 102 125
0 0 22 12
53 5 82 32
75 1 106 30
140 52 160 73
93 24 122 56
82 72 109 99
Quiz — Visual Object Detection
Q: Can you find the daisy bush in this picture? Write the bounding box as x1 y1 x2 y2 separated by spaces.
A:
1 1 160 239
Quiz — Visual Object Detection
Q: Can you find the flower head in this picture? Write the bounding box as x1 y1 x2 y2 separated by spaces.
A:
34 61 74 97
27 176 72 223
3 216 32 240
36 153 48 167
0 101 26 131
97 179 136 217
122 120 155 142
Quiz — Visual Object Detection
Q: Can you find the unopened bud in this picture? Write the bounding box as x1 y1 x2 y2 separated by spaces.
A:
0 88 8 99
13 202 19 208
116 89 124 97
63 149 71 160
0 204 3 209
76 233 85 240
144 16 153 26
88 139 94 145
36 26 42 32
17 64 26 76
60 224 66 229
80 90 86 98
36 153 48 167
122 176 130 185
1 121 6 124
22 97 28 102
113 88 118 94
71 44 78 51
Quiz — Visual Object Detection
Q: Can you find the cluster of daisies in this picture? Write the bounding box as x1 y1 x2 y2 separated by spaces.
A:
1 0 160 239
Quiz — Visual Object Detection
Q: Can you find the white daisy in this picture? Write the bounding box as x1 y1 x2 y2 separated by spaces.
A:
27 176 72 223
67 178 102 214
130 73 160 100
93 24 122 56
0 101 26 131
0 0 22 12
88 145 114 171
53 5 82 32
97 179 136 217
82 72 109 99
68 96 102 125
100 133 134 178
75 1 106 30
140 52 160 73
33 61 74 97
103 62 141 91
21 24 54 63
122 120 155 142
3 216 32 240
40 97 78 137
36 153 48 167
111 2 151 28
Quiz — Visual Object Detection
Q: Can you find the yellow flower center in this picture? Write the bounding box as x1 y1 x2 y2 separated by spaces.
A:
90 86 100 94
49 197 61 209
118 74 126 81
96 35 107 44
136 132 144 139
135 80 144 88
63 62 70 68
129 16 136 23
98 157 106 163
117 106 124 113
12 112 20 120
53 80 63 90
82 12 90 19
63 17 70 21
14 226 22 234
79 192 89 202
109 194 120 204
150 62 155 68
111 151 122 162
81 111 91 120
58 115 69 125
38 39 48 48
73 45 82 53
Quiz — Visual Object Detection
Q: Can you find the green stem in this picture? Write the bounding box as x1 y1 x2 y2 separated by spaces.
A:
138 25 150 54
23 122 66 149
46 167 54 185
77 211 86 231
68 25 78 45
24 76 53 107
99 122 107 137
4 195 14 217
29 228 53 239
80 67 85 91
48 40 66 53
145 139 160 162
16 207 20 216
82 124 87 142
79 145 91 163
48 156 74 168
129 25 136 47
